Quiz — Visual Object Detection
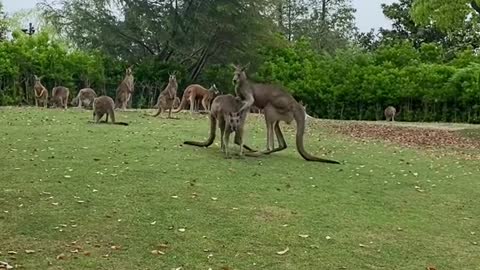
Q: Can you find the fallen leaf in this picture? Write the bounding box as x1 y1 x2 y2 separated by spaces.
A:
211 197 218 201
276 247 289 255
298 234 309 238
178 228 186 232
56 253 65 260
151 250 165 255
325 236 332 240
25 250 35 254
7 251 17 255
0 261 13 270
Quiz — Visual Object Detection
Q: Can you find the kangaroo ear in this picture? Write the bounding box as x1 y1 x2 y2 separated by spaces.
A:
242 63 250 71
230 63 238 69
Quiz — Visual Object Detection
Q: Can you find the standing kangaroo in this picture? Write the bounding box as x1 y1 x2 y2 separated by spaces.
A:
384 106 400 121
183 94 256 158
50 86 70 109
153 73 178 118
72 88 97 109
173 84 219 114
232 64 339 164
115 66 134 110
33 75 48 108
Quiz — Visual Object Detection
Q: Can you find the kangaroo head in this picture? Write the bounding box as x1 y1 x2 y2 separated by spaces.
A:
126 66 133 76
228 111 242 132
231 63 249 86
209 84 220 95
34 75 44 84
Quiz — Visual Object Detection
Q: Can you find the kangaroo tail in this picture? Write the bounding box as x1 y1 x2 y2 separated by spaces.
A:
294 104 340 164
183 114 216 147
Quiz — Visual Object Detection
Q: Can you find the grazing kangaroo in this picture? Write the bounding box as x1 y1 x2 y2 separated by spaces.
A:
153 73 178 118
173 84 219 114
92 96 129 126
72 88 97 109
33 75 48 108
232 64 339 164
384 106 400 121
184 94 256 158
50 86 70 109
115 66 134 110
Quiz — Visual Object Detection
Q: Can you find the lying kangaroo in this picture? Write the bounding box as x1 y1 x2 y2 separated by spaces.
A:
184 94 256 158
173 84 219 114
72 88 97 109
115 66 134 110
50 86 70 109
232 64 339 164
33 75 48 108
92 96 129 126
384 106 401 121
153 73 178 118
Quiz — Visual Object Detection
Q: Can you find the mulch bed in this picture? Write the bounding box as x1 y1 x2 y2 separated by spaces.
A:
329 122 480 151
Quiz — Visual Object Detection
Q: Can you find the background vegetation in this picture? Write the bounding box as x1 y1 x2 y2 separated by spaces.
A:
1 0 480 122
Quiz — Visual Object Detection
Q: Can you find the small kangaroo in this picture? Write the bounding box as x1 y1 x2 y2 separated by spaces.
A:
33 75 48 108
153 72 178 118
384 106 400 121
183 94 256 158
72 88 97 109
115 66 134 110
50 86 70 109
92 96 129 126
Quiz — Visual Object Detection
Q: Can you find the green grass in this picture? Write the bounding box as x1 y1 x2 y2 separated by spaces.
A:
1 107 480 270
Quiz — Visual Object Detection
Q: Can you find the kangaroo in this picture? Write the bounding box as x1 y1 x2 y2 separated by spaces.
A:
50 86 70 109
173 84 219 114
232 64 339 164
153 96 180 109
183 94 256 158
72 88 97 109
384 106 401 121
153 73 178 118
115 66 134 110
33 75 48 108
92 96 129 126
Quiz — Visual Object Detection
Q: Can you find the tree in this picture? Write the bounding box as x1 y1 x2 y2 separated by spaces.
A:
40 0 277 82
376 0 480 57
0 1 8 41
411 0 480 31
273 0 357 52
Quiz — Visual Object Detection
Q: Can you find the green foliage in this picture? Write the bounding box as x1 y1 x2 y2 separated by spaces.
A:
411 0 480 31
256 39 480 122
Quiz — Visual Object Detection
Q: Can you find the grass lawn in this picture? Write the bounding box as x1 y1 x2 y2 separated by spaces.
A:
1 107 480 270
